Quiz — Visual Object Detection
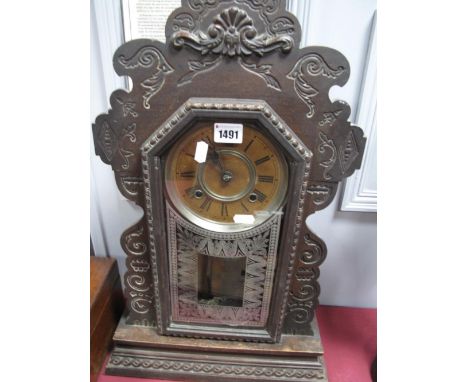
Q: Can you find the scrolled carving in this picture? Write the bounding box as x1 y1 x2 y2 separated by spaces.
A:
118 46 170 69
318 132 337 181
238 58 281 91
122 123 136 143
127 274 151 292
129 292 153 314
188 0 219 12
287 53 345 118
116 97 139 118
284 230 326 334
286 301 313 324
117 46 174 109
171 7 293 57
237 0 280 15
121 221 155 326
302 234 326 264
123 224 147 256
119 148 134 170
304 54 345 78
178 56 222 85
172 13 196 32
293 284 317 301
270 16 295 34
319 110 343 127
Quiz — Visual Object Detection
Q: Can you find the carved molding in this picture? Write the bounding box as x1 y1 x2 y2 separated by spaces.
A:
117 46 174 109
121 220 156 326
287 53 345 118
319 109 343 127
92 92 144 170
167 1 301 89
171 5 295 57
141 98 311 160
108 350 326 381
317 132 337 181
306 182 337 211
238 57 281 91
118 176 144 198
116 97 139 118
284 230 326 334
276 155 312 337
178 56 223 85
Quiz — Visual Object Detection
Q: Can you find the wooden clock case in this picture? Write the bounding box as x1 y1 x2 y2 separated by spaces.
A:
92 1 366 381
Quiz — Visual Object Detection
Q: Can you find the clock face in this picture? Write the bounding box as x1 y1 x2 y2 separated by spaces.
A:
164 122 288 232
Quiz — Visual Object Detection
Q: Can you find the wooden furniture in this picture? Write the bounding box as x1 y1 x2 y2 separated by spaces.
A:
99 306 378 382
92 1 366 380
90 257 124 382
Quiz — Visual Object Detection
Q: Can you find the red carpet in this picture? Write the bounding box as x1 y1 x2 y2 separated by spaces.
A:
98 306 377 382
317 306 377 382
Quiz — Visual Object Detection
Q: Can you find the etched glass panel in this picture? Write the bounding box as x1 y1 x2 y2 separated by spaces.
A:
167 204 281 327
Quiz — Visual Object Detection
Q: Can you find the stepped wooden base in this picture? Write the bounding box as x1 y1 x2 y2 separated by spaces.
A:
106 318 327 381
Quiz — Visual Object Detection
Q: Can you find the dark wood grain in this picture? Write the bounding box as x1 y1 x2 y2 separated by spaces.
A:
90 257 124 382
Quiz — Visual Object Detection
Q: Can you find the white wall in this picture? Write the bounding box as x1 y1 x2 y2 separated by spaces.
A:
288 0 377 308
91 0 377 308
90 0 143 280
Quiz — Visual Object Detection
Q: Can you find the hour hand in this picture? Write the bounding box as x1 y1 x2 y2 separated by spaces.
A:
207 146 225 173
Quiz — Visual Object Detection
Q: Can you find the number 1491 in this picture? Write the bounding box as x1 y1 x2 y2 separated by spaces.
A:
214 123 243 144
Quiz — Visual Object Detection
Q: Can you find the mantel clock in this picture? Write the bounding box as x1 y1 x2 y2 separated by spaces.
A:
92 1 366 381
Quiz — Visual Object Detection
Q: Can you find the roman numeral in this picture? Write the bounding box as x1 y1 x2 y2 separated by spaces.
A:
258 175 274 183
221 203 228 217
200 197 212 211
255 156 270 166
244 139 254 153
180 171 195 178
253 189 267 202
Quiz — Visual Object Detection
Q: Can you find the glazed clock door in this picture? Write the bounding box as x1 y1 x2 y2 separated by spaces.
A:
141 98 312 343
164 119 287 334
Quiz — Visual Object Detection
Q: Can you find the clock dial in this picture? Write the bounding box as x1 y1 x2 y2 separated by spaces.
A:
165 122 288 231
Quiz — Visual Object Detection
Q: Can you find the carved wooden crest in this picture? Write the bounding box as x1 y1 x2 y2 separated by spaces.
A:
92 0 366 337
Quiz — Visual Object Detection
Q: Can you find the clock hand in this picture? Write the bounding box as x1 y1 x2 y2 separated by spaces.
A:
212 147 226 173
204 141 233 183
205 142 225 173
212 149 233 183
